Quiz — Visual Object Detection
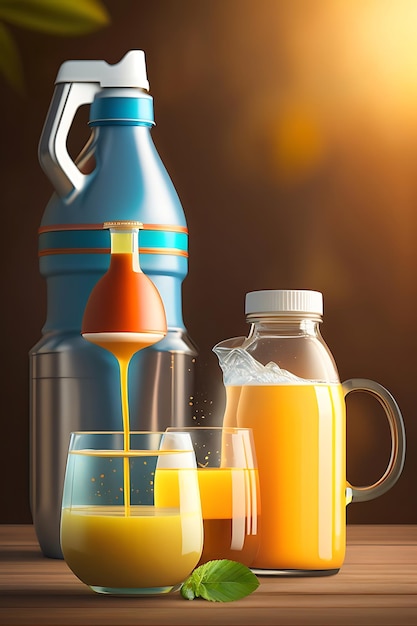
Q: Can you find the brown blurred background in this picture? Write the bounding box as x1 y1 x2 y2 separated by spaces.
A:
1 0 416 525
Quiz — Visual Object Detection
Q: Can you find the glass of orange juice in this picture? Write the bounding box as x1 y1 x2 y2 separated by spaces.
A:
60 431 203 596
166 426 260 567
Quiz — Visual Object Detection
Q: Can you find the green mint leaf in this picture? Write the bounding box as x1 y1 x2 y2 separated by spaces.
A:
181 559 259 602
180 579 196 600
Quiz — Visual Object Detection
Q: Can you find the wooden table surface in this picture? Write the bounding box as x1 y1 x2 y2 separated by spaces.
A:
0 524 416 626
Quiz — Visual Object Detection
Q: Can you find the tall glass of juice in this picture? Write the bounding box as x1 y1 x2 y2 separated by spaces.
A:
167 426 260 566
60 431 203 595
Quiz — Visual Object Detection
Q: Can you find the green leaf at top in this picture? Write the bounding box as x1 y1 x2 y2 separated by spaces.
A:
180 559 260 603
0 0 110 35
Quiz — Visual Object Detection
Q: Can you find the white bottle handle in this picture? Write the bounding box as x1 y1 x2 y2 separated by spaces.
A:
39 82 100 199
38 51 149 199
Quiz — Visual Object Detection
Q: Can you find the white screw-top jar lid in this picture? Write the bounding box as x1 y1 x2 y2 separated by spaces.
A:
245 289 323 316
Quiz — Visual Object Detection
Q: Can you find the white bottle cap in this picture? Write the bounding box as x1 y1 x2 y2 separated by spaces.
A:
245 289 323 316
55 50 149 90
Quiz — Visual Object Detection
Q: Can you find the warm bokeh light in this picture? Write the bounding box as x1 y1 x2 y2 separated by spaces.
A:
219 0 417 186
349 0 417 126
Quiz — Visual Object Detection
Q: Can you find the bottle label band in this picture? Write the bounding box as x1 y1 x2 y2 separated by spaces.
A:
38 223 188 258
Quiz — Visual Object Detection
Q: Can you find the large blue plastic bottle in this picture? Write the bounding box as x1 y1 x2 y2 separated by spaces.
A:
30 51 197 558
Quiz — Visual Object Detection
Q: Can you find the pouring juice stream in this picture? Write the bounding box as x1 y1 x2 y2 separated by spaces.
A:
81 222 167 513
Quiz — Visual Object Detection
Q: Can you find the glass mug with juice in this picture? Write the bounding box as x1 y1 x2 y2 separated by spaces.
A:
167 427 260 566
214 289 406 575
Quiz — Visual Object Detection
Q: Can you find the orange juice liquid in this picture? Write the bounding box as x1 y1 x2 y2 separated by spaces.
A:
196 468 259 566
235 383 346 570
61 502 202 590
84 334 163 513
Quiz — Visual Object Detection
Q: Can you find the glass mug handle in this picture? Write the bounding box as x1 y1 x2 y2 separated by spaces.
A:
342 378 406 503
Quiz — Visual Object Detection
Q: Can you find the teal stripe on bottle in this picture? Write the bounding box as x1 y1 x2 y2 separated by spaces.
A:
39 230 107 251
141 230 187 251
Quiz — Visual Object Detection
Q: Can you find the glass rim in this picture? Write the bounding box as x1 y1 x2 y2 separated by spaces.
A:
68 448 194 457
69 430 178 436
68 431 196 456
165 426 253 432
